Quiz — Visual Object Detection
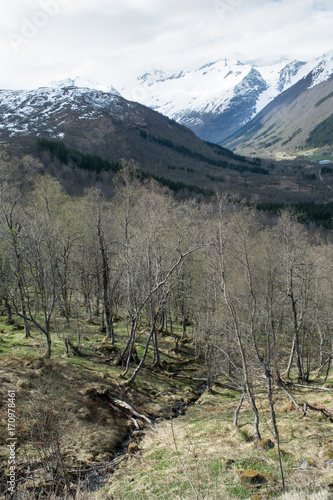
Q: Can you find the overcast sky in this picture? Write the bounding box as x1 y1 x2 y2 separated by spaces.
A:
0 0 332 91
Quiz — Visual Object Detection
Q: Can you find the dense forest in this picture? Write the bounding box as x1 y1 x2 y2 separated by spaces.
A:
37 138 214 197
257 200 333 230
1 161 333 498
306 113 333 147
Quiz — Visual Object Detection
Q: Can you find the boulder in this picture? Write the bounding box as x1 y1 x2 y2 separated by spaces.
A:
98 343 116 353
259 471 277 484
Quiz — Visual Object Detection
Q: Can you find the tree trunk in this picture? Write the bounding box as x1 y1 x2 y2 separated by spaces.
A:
285 334 296 379
233 394 244 428
124 322 156 386
97 212 114 344
153 327 161 368
45 331 52 358
121 315 139 376
245 384 261 441
4 299 12 321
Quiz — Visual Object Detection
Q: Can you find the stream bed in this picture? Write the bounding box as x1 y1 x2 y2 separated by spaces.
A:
86 381 208 492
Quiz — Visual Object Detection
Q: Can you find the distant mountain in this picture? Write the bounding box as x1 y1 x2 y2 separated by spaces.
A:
51 77 121 96
0 84 269 197
119 51 333 145
225 72 333 156
1 81 332 203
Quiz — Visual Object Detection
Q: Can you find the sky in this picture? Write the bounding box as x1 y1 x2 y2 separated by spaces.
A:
0 0 332 91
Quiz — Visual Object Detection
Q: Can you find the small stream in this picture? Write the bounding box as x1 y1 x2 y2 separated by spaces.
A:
172 382 208 417
86 381 208 492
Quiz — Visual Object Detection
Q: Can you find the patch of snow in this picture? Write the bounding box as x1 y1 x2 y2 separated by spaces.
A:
50 77 121 96
0 86 130 137
119 51 333 127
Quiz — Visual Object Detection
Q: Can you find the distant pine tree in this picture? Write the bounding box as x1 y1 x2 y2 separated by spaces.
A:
306 114 333 147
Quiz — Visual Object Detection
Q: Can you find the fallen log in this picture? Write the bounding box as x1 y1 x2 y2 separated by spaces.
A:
107 391 153 426
302 402 333 419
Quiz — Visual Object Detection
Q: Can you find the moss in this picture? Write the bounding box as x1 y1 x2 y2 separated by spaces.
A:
128 442 139 454
259 471 277 484
98 343 116 353
259 438 275 451
240 470 263 486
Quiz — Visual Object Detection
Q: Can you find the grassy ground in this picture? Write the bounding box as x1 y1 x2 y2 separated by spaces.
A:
0 315 204 497
272 147 333 163
1 316 333 499
104 384 333 499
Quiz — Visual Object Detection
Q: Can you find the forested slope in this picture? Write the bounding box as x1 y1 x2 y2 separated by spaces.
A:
1 161 333 498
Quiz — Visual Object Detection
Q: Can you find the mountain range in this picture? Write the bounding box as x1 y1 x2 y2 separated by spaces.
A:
0 84 274 199
225 71 333 156
118 50 333 149
0 51 333 203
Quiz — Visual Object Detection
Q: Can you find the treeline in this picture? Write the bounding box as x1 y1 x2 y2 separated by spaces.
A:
306 113 333 147
138 170 214 197
257 200 333 230
139 130 269 175
37 138 212 197
315 91 333 108
204 140 262 166
37 138 122 174
1 165 333 439
281 128 302 146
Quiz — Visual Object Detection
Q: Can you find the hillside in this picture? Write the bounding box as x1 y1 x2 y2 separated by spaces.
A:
1 172 333 499
0 85 272 198
1 84 333 203
225 74 333 157
1 108 333 500
1 321 333 499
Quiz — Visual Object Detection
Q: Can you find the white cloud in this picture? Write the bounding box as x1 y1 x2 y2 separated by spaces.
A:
0 0 332 90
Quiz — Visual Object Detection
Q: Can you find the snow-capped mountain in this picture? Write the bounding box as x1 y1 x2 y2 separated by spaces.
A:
28 51 333 146
0 73 330 202
119 51 333 144
0 86 123 138
225 70 333 156
50 76 121 96
0 83 266 195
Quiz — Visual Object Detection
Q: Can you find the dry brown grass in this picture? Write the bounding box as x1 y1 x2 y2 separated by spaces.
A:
106 383 333 499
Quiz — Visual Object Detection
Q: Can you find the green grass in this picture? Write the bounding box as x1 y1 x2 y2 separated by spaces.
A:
104 379 333 499
2 315 333 499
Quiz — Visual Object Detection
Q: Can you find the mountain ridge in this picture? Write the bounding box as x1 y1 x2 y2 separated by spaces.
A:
0 84 276 199
1 58 333 203
47 51 333 146
225 72 333 155
117 51 333 144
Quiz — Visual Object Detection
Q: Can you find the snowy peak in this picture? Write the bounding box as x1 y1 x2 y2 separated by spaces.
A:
234 68 268 97
0 86 132 138
50 76 121 96
275 60 307 92
1 51 332 146
308 50 333 87
119 51 333 143
137 70 168 86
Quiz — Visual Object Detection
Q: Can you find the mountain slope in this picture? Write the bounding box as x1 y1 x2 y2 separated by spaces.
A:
0 85 269 196
119 51 333 144
2 83 333 203
224 73 333 156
